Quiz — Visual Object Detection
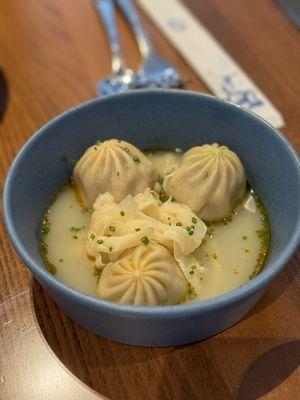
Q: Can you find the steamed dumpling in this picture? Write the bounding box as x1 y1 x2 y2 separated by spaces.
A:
164 143 246 221
97 244 188 306
73 139 158 207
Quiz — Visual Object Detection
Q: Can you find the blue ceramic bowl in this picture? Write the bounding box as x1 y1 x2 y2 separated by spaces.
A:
3 90 300 347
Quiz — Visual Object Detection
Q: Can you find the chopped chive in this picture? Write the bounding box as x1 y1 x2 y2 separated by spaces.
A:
242 235 248 240
189 270 195 275
133 155 141 163
70 226 82 233
109 246 113 252
135 228 141 232
97 239 103 245
191 265 197 270
176 222 182 226
109 226 116 232
72 235 78 239
171 196 176 202
206 227 214 238
117 171 120 176
192 217 197 224
188 230 194 236
59 258 64 263
95 140 102 145
141 236 150 246
47 262 57 275
120 210 125 216
90 233 95 240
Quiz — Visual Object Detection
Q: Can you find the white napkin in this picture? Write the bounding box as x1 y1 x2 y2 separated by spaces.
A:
137 0 284 128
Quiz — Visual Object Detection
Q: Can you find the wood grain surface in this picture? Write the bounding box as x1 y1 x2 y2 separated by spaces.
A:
0 1 299 399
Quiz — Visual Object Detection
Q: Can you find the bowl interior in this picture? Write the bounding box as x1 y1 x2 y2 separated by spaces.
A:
4 91 300 299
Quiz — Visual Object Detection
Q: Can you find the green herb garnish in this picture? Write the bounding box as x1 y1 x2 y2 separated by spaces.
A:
97 239 103 245
90 233 95 240
135 228 141 232
120 210 125 216
192 217 197 224
133 155 141 163
70 226 82 233
47 262 57 275
141 236 150 246
176 222 182 226
109 226 116 232
206 227 214 238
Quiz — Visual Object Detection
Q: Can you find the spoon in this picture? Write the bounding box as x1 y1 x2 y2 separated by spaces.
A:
95 0 138 95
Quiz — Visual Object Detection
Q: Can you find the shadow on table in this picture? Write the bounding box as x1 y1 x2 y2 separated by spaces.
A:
235 340 300 400
32 279 299 400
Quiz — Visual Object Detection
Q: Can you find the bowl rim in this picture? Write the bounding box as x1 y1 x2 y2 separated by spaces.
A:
3 89 300 317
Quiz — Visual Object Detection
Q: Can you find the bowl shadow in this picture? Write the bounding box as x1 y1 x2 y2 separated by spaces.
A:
32 279 299 400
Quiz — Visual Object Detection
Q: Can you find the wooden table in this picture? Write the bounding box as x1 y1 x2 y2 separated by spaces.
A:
0 1 299 399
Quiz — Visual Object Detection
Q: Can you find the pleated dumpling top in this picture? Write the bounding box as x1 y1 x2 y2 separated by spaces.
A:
97 244 188 306
73 139 158 207
164 143 246 221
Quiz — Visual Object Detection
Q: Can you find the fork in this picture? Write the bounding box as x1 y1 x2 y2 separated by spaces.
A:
115 0 183 88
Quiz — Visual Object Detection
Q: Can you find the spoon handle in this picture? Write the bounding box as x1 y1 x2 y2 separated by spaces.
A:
95 0 125 74
115 0 153 59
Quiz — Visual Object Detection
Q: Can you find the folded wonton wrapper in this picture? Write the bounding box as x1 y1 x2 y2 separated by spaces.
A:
86 189 207 286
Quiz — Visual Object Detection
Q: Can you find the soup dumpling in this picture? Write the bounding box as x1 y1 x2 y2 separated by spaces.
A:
164 143 246 221
97 244 188 306
73 139 158 207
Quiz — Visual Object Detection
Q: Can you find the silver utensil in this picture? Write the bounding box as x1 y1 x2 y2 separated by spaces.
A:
95 0 138 95
115 0 183 88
